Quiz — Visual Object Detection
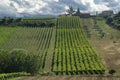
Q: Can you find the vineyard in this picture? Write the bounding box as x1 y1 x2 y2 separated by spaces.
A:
52 16 105 75
0 27 54 72
0 16 106 76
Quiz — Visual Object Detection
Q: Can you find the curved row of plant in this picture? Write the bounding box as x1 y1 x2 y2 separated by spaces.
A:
52 16 105 75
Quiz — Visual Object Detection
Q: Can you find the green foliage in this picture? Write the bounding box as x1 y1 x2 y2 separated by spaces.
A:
73 8 80 16
0 17 22 25
0 49 41 75
16 18 23 22
0 17 56 27
0 50 10 73
109 69 116 75
67 6 75 15
107 12 120 30
25 53 41 75
8 49 28 72
0 27 15 45
0 27 54 75
52 16 105 75
1 17 11 24
23 17 55 20
0 16 106 76
18 20 55 27
0 72 30 80
106 17 113 24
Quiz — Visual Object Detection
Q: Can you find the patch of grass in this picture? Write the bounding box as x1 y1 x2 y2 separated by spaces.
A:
0 27 16 45
0 27 54 74
81 17 120 76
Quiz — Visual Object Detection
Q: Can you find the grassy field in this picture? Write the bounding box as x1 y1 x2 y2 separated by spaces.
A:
81 17 120 76
0 26 55 74
0 27 16 45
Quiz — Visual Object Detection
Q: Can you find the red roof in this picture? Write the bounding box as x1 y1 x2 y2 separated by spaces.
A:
59 14 69 16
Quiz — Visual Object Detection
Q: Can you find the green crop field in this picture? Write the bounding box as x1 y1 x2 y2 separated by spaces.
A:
0 16 106 77
52 16 105 75
0 27 55 73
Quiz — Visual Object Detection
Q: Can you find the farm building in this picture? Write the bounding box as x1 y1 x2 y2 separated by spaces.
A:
99 10 114 17
73 11 91 18
79 12 91 18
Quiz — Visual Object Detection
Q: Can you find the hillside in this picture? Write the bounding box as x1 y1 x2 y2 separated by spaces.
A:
0 16 120 80
81 17 120 76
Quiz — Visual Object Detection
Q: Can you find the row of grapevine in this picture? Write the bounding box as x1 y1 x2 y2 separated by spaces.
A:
0 27 53 72
0 72 30 80
52 16 105 75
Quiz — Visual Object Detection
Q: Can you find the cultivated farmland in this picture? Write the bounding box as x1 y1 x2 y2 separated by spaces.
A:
0 16 107 78
81 17 120 76
0 27 55 73
52 16 105 75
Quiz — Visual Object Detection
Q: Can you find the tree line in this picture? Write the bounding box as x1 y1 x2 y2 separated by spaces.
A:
0 17 22 25
0 17 55 27
106 12 120 30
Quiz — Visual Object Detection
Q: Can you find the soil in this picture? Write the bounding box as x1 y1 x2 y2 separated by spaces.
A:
18 76 120 80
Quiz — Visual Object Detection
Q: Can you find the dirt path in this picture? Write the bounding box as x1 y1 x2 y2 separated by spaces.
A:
18 76 120 80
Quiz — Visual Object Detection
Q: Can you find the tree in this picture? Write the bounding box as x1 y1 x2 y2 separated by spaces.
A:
41 22 46 27
8 18 14 24
67 6 75 16
114 11 120 18
1 17 10 24
1 17 15 25
106 17 113 24
0 49 41 75
16 18 22 22
0 50 10 73
74 8 80 16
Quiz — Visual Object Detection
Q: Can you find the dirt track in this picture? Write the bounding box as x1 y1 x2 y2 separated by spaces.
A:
19 76 120 80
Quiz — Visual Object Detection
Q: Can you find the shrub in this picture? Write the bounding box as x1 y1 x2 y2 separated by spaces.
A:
0 50 10 73
25 53 40 75
0 49 41 75
109 69 116 75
